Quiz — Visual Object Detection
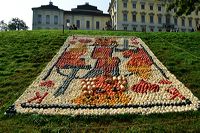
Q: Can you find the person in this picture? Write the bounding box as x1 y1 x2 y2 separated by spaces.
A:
72 24 77 30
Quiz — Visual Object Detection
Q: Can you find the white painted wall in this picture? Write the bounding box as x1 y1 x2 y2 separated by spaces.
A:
32 9 64 30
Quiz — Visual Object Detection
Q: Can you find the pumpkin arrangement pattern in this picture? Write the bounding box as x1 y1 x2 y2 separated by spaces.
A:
12 36 199 116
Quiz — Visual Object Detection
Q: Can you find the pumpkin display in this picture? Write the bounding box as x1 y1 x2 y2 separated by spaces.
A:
73 75 130 105
11 36 199 116
125 48 153 79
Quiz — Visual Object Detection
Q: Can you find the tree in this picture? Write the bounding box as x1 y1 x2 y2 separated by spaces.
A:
0 20 8 31
163 0 200 16
8 18 28 31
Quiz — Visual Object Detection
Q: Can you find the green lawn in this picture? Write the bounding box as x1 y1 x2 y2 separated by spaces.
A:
0 30 200 132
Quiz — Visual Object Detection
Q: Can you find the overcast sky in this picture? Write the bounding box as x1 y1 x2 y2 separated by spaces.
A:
0 0 109 29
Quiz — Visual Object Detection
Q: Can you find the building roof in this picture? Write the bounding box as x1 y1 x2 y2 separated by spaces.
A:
64 11 110 17
72 2 102 13
32 2 63 11
32 2 110 17
65 3 110 17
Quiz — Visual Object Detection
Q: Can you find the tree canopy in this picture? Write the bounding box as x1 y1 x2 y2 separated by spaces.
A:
165 0 200 16
0 20 8 31
8 18 28 31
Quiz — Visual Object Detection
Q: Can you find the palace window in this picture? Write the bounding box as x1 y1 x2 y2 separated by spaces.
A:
132 25 137 31
54 15 58 25
124 26 127 30
133 27 137 31
37 14 42 24
158 16 162 24
86 21 90 29
150 27 154 32
96 21 100 29
123 2 127 8
66 19 70 23
132 2 136 9
46 15 50 24
158 28 162 32
182 18 185 26
150 5 153 10
158 5 161 11
189 19 192 27
166 16 171 24
174 8 177 13
174 18 177 25
196 11 198 16
141 26 146 32
150 15 154 24
123 13 128 21
141 15 145 23
141 3 145 10
132 14 136 22
76 20 80 29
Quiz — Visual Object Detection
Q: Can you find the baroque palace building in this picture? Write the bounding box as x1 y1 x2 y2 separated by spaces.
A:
108 0 200 32
32 2 110 30
32 1 200 32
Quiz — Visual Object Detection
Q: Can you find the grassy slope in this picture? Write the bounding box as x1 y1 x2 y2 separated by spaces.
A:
0 30 200 132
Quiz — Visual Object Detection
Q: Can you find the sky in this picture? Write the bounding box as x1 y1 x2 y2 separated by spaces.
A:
0 0 109 30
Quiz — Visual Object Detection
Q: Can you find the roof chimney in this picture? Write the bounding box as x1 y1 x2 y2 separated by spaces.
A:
85 2 89 5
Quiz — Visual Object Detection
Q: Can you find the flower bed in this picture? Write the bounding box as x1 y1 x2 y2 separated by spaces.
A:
12 35 199 115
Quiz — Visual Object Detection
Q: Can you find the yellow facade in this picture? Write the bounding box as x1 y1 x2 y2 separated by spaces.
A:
108 0 200 32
